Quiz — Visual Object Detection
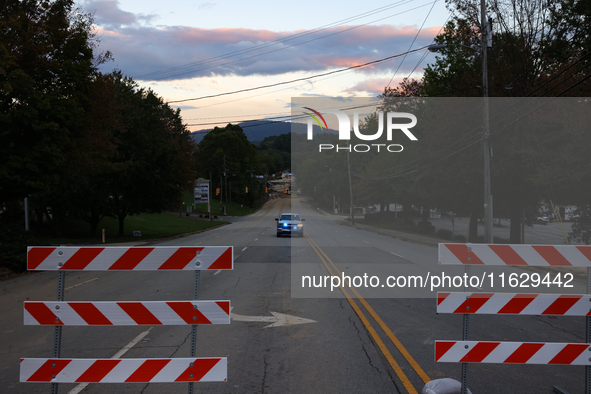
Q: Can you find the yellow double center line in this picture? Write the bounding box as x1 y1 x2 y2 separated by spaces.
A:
303 231 431 394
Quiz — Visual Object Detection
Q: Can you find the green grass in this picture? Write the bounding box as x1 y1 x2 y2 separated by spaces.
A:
193 199 260 216
38 213 227 245
183 190 260 216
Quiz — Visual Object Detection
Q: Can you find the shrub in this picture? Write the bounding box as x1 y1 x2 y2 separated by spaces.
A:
437 229 454 240
417 221 435 233
0 223 42 272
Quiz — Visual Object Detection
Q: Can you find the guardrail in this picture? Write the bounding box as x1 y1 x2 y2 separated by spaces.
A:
21 246 233 394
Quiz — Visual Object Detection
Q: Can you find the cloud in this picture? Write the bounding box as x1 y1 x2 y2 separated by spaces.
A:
85 2 441 81
84 0 157 27
344 78 401 95
199 2 217 9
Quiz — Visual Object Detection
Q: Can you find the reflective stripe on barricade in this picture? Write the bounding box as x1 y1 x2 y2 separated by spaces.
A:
439 243 591 266
437 292 591 316
27 246 233 271
24 300 231 325
435 341 590 365
20 357 227 383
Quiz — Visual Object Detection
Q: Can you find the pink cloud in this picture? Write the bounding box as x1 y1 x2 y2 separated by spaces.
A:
92 21 443 80
344 78 402 95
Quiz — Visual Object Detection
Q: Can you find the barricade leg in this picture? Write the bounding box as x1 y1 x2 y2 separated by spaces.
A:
51 271 65 394
587 267 591 394
189 270 201 394
461 265 470 394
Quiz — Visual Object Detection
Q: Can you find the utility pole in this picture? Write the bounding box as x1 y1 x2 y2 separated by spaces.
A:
24 197 29 231
208 173 212 221
223 155 227 215
347 140 355 225
481 0 493 244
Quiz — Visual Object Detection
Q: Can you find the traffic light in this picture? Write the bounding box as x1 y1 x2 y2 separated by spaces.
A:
216 187 220 196
245 187 248 193
265 187 268 193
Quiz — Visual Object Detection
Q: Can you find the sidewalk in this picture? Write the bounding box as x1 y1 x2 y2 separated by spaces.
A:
337 218 440 248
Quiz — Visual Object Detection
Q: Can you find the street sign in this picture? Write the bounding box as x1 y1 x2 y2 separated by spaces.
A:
194 183 209 203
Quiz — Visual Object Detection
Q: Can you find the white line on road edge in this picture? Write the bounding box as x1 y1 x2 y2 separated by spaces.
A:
255 238 259 241
363 241 370 244
242 247 248 251
390 252 404 258
214 270 222 275
65 277 98 291
68 327 153 394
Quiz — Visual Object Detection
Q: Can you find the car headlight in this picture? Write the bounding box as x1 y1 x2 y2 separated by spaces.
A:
297 223 303 228
283 223 288 227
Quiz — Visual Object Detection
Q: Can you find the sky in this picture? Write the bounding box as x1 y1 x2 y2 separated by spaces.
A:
78 0 452 131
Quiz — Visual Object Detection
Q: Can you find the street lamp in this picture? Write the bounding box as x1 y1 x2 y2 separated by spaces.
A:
427 13 493 244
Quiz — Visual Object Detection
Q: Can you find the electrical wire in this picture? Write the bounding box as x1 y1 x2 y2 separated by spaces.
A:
134 1 413 79
385 0 438 89
145 2 435 81
168 46 429 104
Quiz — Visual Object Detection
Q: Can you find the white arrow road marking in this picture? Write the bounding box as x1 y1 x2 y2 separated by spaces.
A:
230 309 317 328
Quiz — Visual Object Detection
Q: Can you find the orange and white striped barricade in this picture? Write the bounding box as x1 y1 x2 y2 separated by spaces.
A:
437 292 591 316
27 246 233 271
20 357 227 383
439 243 591 267
436 243 591 394
22 246 233 394
435 341 591 365
24 300 231 326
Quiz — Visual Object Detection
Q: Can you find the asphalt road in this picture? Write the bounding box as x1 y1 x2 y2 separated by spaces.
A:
1 195 587 393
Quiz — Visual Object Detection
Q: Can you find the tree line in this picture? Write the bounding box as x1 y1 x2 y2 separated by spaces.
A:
0 0 294 245
0 0 195 238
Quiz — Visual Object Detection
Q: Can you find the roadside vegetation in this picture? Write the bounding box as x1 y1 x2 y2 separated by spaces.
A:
0 1 273 273
294 0 591 244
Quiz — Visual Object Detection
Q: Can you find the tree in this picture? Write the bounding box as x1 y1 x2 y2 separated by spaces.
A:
570 206 591 245
195 124 259 207
107 74 196 236
57 72 124 235
418 1 582 242
0 0 97 204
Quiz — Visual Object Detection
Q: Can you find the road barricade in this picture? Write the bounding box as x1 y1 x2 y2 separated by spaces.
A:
21 246 233 393
435 243 591 394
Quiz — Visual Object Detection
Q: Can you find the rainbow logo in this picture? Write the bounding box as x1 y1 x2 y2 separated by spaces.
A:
303 107 328 132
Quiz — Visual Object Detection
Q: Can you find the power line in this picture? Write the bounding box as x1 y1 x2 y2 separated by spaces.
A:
385 0 439 89
358 71 590 183
134 1 414 79
168 47 428 104
139 2 436 81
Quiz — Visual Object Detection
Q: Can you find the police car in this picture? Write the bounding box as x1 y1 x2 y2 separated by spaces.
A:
275 213 304 237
